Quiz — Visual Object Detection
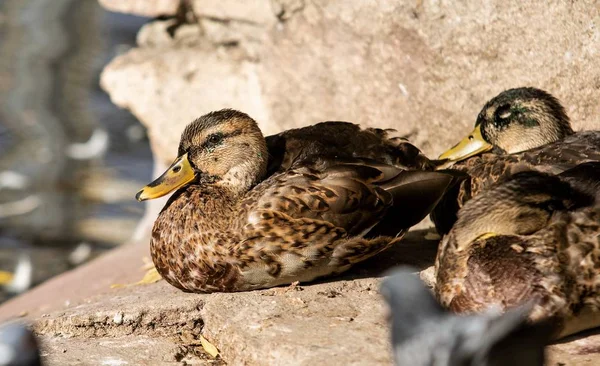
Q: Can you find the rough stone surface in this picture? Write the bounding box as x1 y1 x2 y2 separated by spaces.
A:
39 335 220 365
258 0 600 156
101 0 600 167
546 330 600 366
1 228 438 365
35 278 391 366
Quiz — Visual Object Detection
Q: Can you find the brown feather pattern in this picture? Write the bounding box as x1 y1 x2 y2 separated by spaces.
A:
435 168 600 338
150 111 451 293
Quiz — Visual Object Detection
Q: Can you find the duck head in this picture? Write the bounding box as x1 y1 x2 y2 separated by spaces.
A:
136 109 268 201
440 87 574 161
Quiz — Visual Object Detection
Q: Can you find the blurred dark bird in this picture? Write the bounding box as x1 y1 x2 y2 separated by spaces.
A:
381 267 552 366
0 321 42 366
432 87 600 234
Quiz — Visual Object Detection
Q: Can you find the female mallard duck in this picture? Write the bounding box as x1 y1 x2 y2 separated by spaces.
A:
435 162 600 339
432 87 600 234
136 109 452 293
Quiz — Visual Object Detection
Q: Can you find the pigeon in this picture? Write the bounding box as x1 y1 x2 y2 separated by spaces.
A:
380 267 552 366
0 321 42 366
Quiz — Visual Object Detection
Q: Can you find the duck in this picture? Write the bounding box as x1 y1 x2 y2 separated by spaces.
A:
431 87 600 234
434 162 600 339
380 266 551 366
135 109 453 293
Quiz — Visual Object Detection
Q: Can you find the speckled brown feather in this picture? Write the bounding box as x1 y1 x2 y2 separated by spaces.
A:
150 110 451 293
435 167 600 338
153 161 415 292
265 121 436 173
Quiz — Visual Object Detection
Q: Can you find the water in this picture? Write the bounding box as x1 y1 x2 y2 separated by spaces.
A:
0 0 153 303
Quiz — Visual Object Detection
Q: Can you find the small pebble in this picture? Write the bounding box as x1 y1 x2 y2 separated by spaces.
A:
113 312 124 325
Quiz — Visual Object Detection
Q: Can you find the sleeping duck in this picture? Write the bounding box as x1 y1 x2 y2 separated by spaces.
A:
435 162 600 339
432 87 600 234
136 109 452 292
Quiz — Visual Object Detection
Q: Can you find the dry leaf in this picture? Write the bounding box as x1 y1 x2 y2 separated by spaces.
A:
135 267 163 284
200 335 220 358
110 267 163 289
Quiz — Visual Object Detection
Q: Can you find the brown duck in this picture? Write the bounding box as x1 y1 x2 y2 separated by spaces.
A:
432 87 600 234
136 109 452 293
435 162 600 339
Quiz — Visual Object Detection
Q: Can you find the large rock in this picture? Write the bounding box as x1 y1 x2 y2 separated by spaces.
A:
258 0 600 154
101 0 600 166
101 46 270 164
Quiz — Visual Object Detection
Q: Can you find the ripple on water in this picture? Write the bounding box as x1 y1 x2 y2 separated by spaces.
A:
0 0 153 302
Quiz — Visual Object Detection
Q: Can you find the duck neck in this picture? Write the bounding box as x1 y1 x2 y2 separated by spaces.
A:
164 184 240 225
215 162 266 198
150 184 241 291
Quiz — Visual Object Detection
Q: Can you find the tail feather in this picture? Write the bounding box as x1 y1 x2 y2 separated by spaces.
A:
369 171 454 237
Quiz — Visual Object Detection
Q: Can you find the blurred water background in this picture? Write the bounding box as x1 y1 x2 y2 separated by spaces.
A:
0 0 152 303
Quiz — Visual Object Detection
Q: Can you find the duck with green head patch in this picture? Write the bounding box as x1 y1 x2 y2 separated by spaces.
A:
432 87 600 234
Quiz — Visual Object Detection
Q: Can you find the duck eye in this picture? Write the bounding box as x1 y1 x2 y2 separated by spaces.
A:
207 133 223 145
495 104 512 121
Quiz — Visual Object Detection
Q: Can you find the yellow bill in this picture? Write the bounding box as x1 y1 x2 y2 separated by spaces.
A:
136 153 196 201
438 124 493 162
475 232 498 241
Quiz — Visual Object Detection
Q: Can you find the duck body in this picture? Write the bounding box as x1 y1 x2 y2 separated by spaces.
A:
152 159 398 292
432 87 600 234
265 121 435 173
435 163 600 338
139 110 452 293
